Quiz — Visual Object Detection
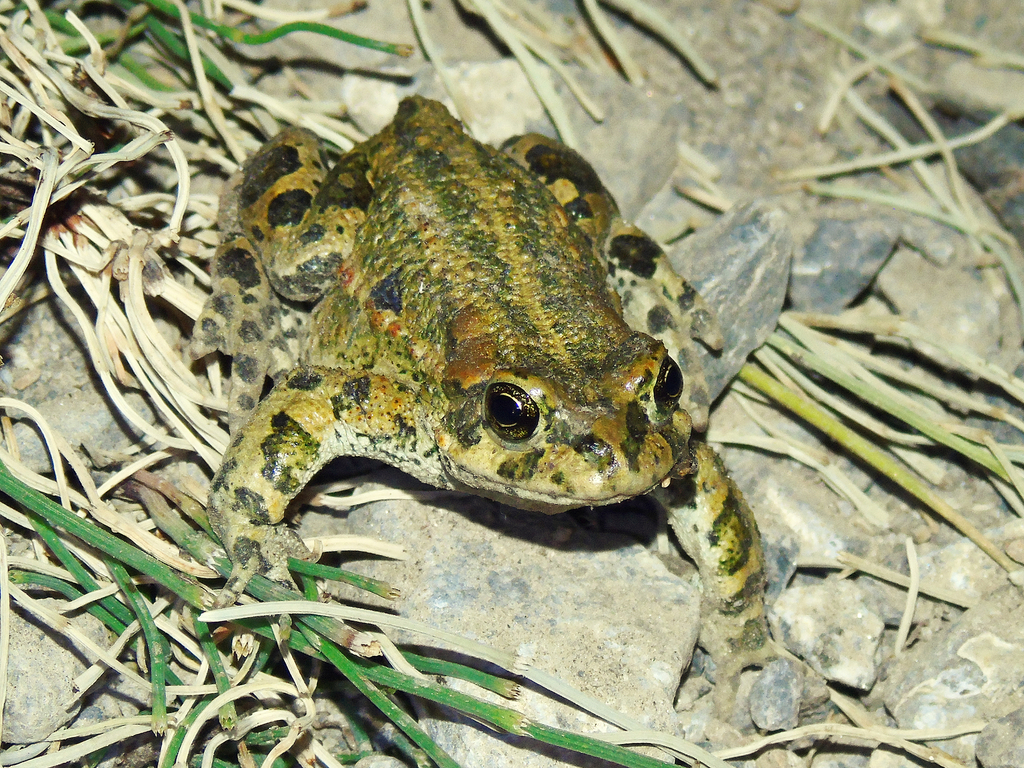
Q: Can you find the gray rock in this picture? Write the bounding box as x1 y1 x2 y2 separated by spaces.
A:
670 202 793 401
788 217 899 313
876 245 1005 364
554 70 688 222
2 600 111 743
749 658 802 731
977 704 1024 768
879 586 1024 739
768 579 883 690
915 518 1024 605
314 491 701 767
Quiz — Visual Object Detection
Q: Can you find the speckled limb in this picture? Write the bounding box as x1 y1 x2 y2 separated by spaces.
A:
190 233 285 429
656 440 773 714
502 133 723 430
191 128 370 431
208 366 439 606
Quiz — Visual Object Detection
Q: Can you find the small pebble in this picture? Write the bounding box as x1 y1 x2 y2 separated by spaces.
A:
749 658 802 731
769 579 883 690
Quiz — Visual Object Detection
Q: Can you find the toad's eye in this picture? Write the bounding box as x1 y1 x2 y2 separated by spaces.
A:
653 357 683 407
484 382 540 441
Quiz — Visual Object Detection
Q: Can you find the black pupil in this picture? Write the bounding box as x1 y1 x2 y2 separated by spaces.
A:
485 383 540 441
490 391 523 427
654 358 683 405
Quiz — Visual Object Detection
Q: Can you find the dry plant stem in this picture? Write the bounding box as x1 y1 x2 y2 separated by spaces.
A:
580 0 642 84
758 345 934 449
174 679 315 767
717 391 891 526
715 720 975 768
589 729 733 768
3 18 192 231
818 41 917 133
172 0 244 164
774 318 1007 480
782 111 1013 181
793 312 1024 412
0 531 8 742
204 601 524 672
797 12 930 92
28 723 155 766
461 0 577 146
839 86 965 228
922 28 1024 70
824 336 1024 437
893 537 919 655
985 436 1024 502
203 602 725 767
0 147 57 312
405 0 468 124
888 77 976 229
737 364 1018 574
220 0 361 22
516 32 605 122
599 0 717 85
827 551 974 608
7 583 154 690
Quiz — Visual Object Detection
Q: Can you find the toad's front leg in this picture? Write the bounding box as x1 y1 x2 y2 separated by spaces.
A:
656 441 774 715
207 367 434 606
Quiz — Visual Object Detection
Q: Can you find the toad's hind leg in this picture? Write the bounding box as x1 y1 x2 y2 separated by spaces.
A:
502 134 722 429
191 129 373 429
655 441 774 716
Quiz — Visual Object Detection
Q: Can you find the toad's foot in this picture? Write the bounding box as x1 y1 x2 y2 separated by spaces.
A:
656 440 776 718
212 518 314 608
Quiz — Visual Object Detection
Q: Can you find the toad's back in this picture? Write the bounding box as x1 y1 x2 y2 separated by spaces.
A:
306 99 634 392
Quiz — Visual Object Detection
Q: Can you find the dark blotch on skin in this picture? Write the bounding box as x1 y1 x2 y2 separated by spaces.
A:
277 251 345 300
497 450 543 481
394 413 417 440
236 393 256 412
234 487 272 524
260 412 321 494
299 224 326 244
200 317 219 335
369 268 403 313
331 376 372 419
563 195 593 222
251 225 265 242
239 320 263 343
608 233 660 280
217 247 263 290
234 355 262 384
678 283 698 312
210 458 237 495
571 433 615 472
267 189 313 229
621 400 649 471
288 369 324 391
647 305 675 335
444 396 483 448
708 493 752 579
522 142 604 197
238 143 303 210
317 152 374 212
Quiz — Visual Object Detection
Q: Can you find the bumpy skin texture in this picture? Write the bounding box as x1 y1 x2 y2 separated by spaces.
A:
194 97 771 703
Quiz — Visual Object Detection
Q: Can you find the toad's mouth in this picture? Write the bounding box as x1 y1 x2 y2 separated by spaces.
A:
438 439 693 514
